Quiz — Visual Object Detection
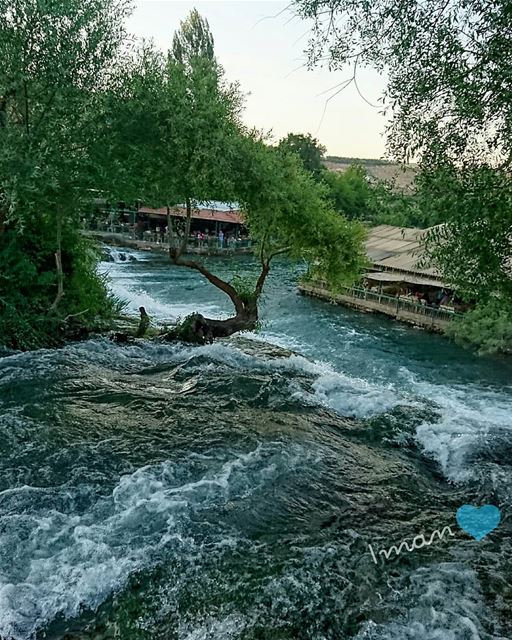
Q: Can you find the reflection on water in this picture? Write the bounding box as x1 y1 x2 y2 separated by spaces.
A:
0 249 511 639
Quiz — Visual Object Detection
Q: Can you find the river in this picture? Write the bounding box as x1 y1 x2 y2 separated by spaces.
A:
1 248 511 640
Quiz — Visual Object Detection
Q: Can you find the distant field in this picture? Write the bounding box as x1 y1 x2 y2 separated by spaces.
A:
324 157 417 190
325 155 393 166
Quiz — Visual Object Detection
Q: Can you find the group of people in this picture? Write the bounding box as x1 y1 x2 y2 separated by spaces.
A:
412 288 452 309
194 229 224 248
362 278 455 311
130 221 250 251
192 229 248 249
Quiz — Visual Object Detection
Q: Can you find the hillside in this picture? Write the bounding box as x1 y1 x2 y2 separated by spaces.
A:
324 157 417 191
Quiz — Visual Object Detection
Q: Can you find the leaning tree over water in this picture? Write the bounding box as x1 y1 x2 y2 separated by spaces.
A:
166 12 367 340
107 10 367 342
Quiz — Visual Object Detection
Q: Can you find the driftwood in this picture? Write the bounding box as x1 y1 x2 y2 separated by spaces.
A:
136 306 150 338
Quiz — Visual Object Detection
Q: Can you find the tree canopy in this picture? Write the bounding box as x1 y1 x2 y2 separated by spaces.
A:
0 0 130 348
293 0 512 165
420 165 512 303
293 0 512 353
277 132 327 178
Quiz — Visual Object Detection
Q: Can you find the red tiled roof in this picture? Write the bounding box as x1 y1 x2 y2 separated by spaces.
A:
138 206 244 225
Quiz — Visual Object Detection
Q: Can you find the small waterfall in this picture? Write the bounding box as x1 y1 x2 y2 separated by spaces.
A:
102 246 138 263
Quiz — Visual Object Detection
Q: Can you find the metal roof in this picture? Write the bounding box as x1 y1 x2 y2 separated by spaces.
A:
138 206 244 225
365 225 442 280
363 271 445 288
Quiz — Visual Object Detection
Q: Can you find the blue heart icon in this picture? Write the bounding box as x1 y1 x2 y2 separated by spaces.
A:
456 505 501 541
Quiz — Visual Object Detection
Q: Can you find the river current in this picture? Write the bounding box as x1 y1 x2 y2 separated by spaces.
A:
1 248 511 639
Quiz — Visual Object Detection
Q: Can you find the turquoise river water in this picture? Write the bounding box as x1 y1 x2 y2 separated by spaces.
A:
1 247 511 639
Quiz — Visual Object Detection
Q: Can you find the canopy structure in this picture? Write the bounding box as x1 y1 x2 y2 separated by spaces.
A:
363 271 446 288
364 225 446 285
138 205 244 225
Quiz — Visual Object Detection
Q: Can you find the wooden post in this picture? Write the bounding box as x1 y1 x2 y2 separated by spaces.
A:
166 205 171 250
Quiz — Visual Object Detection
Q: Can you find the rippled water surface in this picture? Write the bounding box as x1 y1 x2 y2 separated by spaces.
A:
1 248 512 640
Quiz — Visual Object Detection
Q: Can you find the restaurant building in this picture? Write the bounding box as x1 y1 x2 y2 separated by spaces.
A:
299 225 464 332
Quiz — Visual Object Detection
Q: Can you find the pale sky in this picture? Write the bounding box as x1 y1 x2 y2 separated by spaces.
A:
128 1 388 158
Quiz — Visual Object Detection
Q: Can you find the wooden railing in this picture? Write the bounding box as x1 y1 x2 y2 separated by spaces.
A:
87 225 253 250
347 287 462 322
304 281 463 323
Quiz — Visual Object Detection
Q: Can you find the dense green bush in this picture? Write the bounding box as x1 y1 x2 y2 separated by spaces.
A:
0 0 130 350
0 222 122 350
445 300 512 356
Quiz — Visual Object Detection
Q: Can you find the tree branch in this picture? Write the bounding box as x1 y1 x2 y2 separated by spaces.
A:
268 245 291 261
172 255 246 315
254 241 290 298
166 204 176 250
255 261 270 297
259 230 269 267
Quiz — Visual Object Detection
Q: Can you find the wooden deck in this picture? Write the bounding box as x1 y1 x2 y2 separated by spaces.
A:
298 282 461 333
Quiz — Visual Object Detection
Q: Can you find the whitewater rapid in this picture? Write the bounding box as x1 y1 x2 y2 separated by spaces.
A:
0 247 510 639
102 249 512 487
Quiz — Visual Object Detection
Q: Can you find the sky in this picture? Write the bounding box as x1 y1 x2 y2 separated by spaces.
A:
128 1 388 158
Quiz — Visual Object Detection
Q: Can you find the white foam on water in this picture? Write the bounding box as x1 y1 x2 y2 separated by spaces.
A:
0 442 306 640
157 340 408 419
101 246 153 263
246 328 309 355
6 326 509 485
354 563 496 640
99 248 227 323
269 354 407 418
107 277 225 322
408 379 512 483
175 340 408 419
266 348 512 482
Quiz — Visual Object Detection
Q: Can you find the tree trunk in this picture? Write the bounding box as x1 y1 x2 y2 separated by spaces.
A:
196 300 259 340
165 300 258 343
166 251 263 342
166 206 172 250
167 220 279 343
50 212 64 312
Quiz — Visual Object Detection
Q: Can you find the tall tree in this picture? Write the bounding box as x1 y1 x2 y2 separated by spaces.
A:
0 0 130 348
166 20 243 234
278 133 327 178
98 11 242 235
172 8 215 64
